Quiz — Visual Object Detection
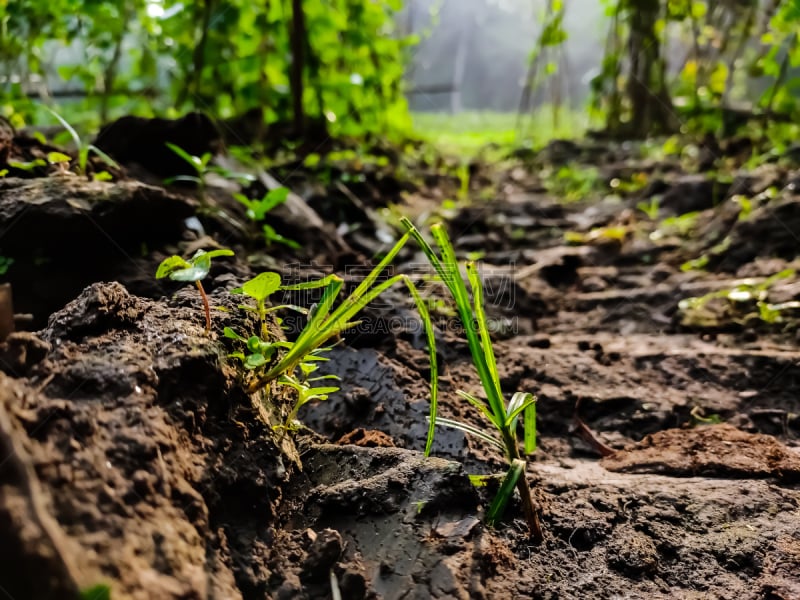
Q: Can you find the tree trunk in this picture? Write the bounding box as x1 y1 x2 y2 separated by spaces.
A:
625 0 678 137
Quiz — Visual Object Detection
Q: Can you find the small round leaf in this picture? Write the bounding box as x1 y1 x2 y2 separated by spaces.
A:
242 272 282 302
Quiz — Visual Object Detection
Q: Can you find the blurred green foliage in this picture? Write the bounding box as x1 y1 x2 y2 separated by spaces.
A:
588 0 800 136
2 0 799 145
0 0 412 138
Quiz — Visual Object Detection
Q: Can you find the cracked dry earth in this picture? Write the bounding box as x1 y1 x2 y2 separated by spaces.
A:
0 162 799 600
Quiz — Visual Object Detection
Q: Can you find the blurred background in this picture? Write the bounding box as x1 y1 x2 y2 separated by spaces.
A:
2 0 799 151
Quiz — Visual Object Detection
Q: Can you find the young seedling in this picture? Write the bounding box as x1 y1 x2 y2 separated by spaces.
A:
235 187 290 222
223 270 340 433
44 106 119 177
224 232 439 434
245 233 437 396
233 187 300 249
155 248 234 334
165 143 214 191
400 216 544 542
165 144 257 239
166 143 255 196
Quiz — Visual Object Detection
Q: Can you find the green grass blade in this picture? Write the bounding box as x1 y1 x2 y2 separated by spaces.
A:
524 401 537 455
291 276 343 349
44 106 81 148
401 217 447 279
344 231 411 304
456 390 501 428
164 175 202 185
260 271 403 385
486 459 526 526
505 392 535 427
270 237 413 370
263 304 309 315
88 144 120 169
166 142 202 173
404 276 439 456
324 275 399 331
466 261 503 410
297 272 406 355
432 416 505 452
401 218 507 428
279 274 341 291
429 226 506 422
316 233 411 332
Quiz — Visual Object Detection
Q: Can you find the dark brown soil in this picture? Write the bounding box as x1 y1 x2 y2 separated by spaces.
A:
1 134 799 600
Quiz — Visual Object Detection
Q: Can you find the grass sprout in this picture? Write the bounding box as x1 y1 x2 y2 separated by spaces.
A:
401 216 543 541
44 106 119 176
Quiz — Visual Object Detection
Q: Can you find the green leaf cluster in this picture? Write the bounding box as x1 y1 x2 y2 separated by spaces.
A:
223 239 438 435
679 268 800 327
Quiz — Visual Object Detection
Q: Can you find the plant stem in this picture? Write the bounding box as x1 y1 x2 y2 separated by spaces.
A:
515 468 544 543
503 433 543 543
196 280 211 334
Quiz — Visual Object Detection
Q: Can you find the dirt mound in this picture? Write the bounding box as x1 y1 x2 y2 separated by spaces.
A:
0 176 194 328
0 282 291 599
602 423 800 481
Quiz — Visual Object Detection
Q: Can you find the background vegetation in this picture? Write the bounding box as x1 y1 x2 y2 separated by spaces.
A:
1 0 799 145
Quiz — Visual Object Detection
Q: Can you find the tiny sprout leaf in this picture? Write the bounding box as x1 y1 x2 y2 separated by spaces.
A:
168 266 209 282
47 151 71 164
299 362 318 376
246 336 262 352
257 187 290 216
257 341 276 357
244 353 267 369
201 249 235 260
9 159 46 170
159 249 233 282
223 327 246 341
241 272 282 302
156 256 191 279
93 170 113 181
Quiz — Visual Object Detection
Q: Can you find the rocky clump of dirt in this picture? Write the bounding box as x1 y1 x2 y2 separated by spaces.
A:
0 281 292 599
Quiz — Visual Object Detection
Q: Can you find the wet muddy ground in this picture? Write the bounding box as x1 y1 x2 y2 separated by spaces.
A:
0 126 799 599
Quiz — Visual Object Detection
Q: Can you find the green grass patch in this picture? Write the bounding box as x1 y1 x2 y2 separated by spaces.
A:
411 108 589 158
